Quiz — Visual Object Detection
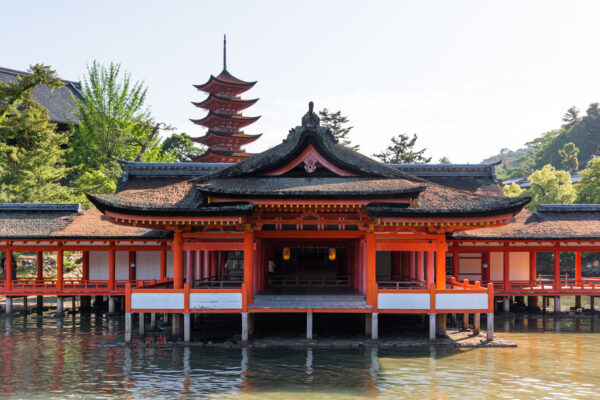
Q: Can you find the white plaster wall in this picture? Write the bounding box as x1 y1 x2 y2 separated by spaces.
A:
458 253 482 281
378 293 430 310
166 251 173 278
116 251 129 280
89 251 108 280
436 293 488 310
131 293 184 310
509 252 530 281
376 251 392 280
190 293 242 309
490 252 503 281
135 251 161 280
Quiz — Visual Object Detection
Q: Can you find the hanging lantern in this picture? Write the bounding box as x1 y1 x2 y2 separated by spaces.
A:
283 247 291 261
328 247 337 261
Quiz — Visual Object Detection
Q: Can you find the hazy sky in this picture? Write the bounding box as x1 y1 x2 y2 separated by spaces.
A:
3 1 600 163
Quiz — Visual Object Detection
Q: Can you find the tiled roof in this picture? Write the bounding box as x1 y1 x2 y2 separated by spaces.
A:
0 66 83 124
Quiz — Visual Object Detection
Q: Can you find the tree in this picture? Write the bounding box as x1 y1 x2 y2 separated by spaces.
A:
558 142 579 173
318 108 359 151
576 158 600 203
438 156 451 164
562 106 579 127
0 65 72 202
161 133 204 162
505 164 576 211
68 61 172 183
372 133 431 164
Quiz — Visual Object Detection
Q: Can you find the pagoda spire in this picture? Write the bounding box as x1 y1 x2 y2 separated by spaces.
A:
190 36 261 164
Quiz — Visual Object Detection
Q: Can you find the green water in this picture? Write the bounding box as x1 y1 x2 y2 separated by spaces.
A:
0 314 599 399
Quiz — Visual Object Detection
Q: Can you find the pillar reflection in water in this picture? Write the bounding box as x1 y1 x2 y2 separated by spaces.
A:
305 348 313 383
4 317 12 336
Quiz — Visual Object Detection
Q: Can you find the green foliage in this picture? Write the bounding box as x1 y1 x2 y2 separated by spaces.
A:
503 182 525 197
318 108 359 151
576 158 600 203
504 164 576 211
161 133 204 162
0 66 73 202
438 156 451 164
67 61 172 183
373 133 432 164
558 142 579 173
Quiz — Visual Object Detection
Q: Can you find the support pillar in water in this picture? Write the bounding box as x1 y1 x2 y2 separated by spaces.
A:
184 313 191 343
365 313 372 337
150 313 156 329
592 296 595 311
71 296 76 312
138 313 145 336
474 313 481 334
248 313 255 336
486 313 494 341
172 314 182 337
80 296 91 310
125 312 132 343
36 296 44 314
575 295 582 309
56 297 63 316
306 312 313 340
436 314 446 337
241 312 248 342
429 313 436 340
528 296 538 309
5 297 12 314
23 297 27 314
371 313 378 340
554 296 561 313
503 296 510 313
108 297 115 314
462 313 469 330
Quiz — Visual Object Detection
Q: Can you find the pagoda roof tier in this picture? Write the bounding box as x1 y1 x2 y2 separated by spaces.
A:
192 94 258 113
192 149 254 164
190 111 260 131
192 130 262 148
194 70 256 96
89 103 530 224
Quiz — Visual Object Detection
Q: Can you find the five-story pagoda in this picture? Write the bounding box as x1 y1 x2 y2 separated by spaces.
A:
191 35 261 163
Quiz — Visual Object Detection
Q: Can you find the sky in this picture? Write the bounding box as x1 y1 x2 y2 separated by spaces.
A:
3 0 600 163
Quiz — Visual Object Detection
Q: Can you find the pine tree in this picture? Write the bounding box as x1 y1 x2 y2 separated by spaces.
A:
558 142 579 173
318 108 359 151
0 89 72 202
161 133 204 162
372 133 431 164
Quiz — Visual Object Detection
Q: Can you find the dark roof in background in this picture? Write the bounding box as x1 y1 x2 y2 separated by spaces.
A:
0 66 83 124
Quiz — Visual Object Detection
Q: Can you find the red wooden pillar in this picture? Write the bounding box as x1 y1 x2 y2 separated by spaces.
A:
203 251 210 280
503 247 509 291
575 251 582 287
365 232 376 306
452 252 459 280
186 250 193 285
57 247 64 292
195 250 202 282
416 251 424 281
128 251 136 282
210 251 218 280
435 237 447 290
82 251 89 281
160 249 167 282
5 248 13 291
409 251 416 280
243 231 254 306
426 251 434 288
554 250 561 290
173 231 184 289
108 247 115 291
529 251 536 286
482 252 490 283
36 251 44 282
401 252 409 279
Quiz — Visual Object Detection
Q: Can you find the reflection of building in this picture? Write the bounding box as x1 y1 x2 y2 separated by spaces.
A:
190 36 261 163
0 66 83 131
2 87 600 340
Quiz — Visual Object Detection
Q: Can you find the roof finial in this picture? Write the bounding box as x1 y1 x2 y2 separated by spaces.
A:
223 34 227 71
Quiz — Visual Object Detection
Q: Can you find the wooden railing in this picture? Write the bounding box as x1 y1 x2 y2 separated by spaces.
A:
2 279 153 292
377 280 426 289
194 280 243 289
269 276 351 288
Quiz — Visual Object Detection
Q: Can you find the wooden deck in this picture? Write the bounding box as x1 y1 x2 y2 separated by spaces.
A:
249 294 370 310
